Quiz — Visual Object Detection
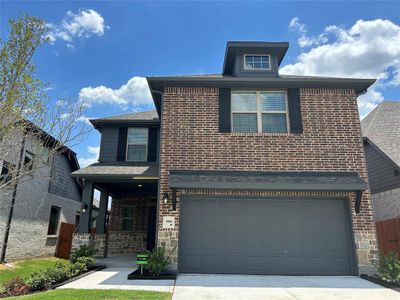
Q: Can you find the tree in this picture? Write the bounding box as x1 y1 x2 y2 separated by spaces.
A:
0 15 90 261
0 14 89 190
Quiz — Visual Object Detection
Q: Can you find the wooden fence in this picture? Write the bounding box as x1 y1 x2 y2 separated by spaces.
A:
375 217 400 255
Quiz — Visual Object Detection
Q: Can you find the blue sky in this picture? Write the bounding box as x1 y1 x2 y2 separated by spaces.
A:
1 1 400 167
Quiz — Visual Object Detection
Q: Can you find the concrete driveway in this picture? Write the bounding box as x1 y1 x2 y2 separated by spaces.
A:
173 274 400 300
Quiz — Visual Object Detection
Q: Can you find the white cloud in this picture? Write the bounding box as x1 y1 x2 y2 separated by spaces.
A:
47 9 109 47
283 18 400 118
78 146 99 167
79 76 153 109
289 17 327 48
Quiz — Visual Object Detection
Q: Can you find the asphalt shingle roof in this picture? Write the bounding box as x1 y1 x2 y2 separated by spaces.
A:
72 162 159 178
361 101 400 167
91 110 159 122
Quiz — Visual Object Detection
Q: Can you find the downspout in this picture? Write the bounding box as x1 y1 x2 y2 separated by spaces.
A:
1 130 27 262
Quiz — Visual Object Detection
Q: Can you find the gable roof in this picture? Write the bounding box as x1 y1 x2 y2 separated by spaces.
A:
361 101 400 167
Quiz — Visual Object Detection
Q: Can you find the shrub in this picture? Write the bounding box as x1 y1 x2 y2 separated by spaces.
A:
76 256 97 270
2 276 29 295
377 252 400 283
24 256 97 292
146 247 170 276
71 244 94 263
25 272 47 291
45 263 70 285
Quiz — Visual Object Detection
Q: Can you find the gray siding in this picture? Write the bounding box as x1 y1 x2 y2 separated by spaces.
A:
48 154 81 201
99 127 119 162
99 126 159 162
364 142 400 194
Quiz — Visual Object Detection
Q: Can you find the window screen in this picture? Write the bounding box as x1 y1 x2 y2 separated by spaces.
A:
127 128 148 161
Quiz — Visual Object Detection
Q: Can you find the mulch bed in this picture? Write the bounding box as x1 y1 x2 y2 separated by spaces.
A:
360 274 400 292
127 269 176 280
0 265 106 298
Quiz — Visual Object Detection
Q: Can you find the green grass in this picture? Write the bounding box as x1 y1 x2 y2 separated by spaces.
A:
9 289 172 299
0 257 68 291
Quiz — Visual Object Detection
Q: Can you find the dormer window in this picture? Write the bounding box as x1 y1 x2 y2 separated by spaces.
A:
244 54 271 70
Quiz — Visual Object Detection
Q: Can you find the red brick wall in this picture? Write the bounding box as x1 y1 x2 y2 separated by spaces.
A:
158 86 377 272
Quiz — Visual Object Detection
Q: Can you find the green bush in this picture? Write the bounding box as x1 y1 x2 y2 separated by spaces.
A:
24 256 97 292
45 263 70 285
146 247 170 276
71 244 95 263
2 276 28 295
25 272 47 291
377 252 400 283
76 256 97 270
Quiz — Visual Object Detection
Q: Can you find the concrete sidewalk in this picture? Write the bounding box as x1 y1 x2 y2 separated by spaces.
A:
58 268 175 293
173 274 400 300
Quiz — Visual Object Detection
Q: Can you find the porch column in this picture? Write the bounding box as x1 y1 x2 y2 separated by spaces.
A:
78 180 94 233
96 191 109 234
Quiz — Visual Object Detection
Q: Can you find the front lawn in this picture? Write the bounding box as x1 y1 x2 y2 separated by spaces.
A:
0 257 68 291
9 289 172 299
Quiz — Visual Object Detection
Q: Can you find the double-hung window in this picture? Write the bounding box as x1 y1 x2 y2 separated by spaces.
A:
126 128 148 161
231 91 289 133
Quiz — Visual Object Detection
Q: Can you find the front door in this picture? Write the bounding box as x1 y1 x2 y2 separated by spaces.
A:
147 206 157 251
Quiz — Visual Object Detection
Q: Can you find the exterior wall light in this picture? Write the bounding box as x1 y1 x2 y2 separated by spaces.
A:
82 204 88 213
163 190 177 211
163 192 170 205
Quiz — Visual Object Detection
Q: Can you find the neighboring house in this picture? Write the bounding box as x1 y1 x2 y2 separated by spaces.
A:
362 101 400 222
0 123 82 261
72 41 377 275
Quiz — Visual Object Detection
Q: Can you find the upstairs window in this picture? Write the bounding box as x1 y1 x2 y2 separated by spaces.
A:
24 150 34 171
126 128 148 161
232 91 289 133
0 161 14 184
244 55 271 70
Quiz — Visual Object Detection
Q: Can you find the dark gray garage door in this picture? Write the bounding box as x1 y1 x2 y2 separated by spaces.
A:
179 195 356 275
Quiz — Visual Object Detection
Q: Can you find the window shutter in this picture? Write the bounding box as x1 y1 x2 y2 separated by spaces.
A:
219 88 231 132
117 127 128 161
147 128 158 162
287 88 303 133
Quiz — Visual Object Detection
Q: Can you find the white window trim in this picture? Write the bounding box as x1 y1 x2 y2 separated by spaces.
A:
231 90 290 133
122 205 135 231
243 54 272 71
126 128 149 162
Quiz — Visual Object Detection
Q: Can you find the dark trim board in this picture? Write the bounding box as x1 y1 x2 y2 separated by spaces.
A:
178 194 357 276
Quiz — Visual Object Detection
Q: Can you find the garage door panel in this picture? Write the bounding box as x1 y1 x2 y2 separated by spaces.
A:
264 237 284 254
223 216 242 233
205 216 223 233
223 200 242 214
181 214 203 234
179 196 354 275
243 216 264 233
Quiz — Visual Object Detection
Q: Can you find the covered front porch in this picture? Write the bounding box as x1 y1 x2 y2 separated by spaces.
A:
71 162 159 258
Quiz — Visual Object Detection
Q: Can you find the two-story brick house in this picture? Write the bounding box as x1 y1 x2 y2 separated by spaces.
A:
73 41 377 275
